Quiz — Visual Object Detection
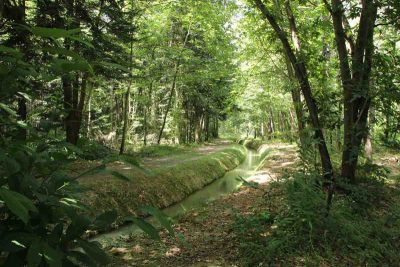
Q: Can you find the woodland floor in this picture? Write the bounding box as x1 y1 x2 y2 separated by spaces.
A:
107 143 299 266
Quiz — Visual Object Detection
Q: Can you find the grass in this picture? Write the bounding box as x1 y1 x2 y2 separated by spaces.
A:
243 139 264 150
137 144 191 158
80 146 246 222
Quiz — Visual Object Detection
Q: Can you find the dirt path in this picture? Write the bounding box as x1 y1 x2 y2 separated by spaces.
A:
108 143 298 266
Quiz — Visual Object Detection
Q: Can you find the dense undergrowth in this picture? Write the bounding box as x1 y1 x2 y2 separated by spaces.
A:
81 146 246 222
234 164 400 266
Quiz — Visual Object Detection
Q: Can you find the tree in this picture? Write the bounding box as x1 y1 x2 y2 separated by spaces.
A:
324 0 378 181
251 0 334 182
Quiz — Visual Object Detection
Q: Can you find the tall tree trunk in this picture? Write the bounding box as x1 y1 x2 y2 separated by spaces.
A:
84 85 93 138
157 64 178 144
326 0 378 181
119 21 135 154
254 0 333 180
64 73 88 145
194 113 203 143
204 113 210 142
16 97 27 140
268 108 275 139
285 57 306 145
5 0 29 140
157 23 191 144
364 105 375 161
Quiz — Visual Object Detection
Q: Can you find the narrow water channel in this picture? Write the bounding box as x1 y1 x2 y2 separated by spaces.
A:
95 148 261 244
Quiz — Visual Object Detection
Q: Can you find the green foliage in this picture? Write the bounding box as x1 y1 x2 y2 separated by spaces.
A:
76 138 112 160
234 169 400 266
34 138 111 161
0 142 116 266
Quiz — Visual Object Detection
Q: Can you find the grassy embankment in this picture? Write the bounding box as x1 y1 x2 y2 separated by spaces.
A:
80 144 246 221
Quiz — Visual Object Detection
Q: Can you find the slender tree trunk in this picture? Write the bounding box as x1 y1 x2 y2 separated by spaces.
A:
84 85 93 138
204 113 210 142
157 23 191 144
64 73 88 145
17 97 27 140
364 105 375 161
157 64 178 144
194 113 203 143
119 20 135 154
254 0 333 179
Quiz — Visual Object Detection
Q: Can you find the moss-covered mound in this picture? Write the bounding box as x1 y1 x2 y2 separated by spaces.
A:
243 139 264 150
80 146 246 221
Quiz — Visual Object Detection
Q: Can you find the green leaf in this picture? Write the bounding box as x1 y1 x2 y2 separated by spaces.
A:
125 217 160 240
96 61 129 72
77 240 110 266
27 239 42 267
0 232 34 252
0 45 22 58
176 232 191 248
236 176 259 189
30 27 80 39
4 156 21 175
69 36 95 48
140 206 175 236
42 243 62 267
92 209 118 230
51 59 93 75
0 64 9 75
65 215 91 241
43 47 84 60
0 103 17 117
0 188 37 224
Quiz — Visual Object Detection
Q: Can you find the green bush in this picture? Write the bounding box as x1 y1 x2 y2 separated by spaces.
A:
77 138 111 160
35 138 111 161
234 170 400 266
0 142 116 266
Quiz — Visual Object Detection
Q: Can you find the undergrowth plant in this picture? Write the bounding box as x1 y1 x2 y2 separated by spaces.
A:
234 167 400 266
0 140 116 266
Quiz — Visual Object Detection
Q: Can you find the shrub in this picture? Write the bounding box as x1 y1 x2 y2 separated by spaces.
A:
234 170 400 266
77 138 111 160
0 142 116 266
35 138 112 161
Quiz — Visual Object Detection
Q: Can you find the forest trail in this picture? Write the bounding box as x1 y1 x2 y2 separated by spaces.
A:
108 143 298 266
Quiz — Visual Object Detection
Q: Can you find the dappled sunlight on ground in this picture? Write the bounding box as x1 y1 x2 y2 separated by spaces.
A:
247 170 277 184
108 143 299 266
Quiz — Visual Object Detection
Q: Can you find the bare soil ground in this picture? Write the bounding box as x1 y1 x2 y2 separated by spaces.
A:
108 143 298 266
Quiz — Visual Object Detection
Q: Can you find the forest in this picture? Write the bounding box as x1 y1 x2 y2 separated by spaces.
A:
0 0 399 266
